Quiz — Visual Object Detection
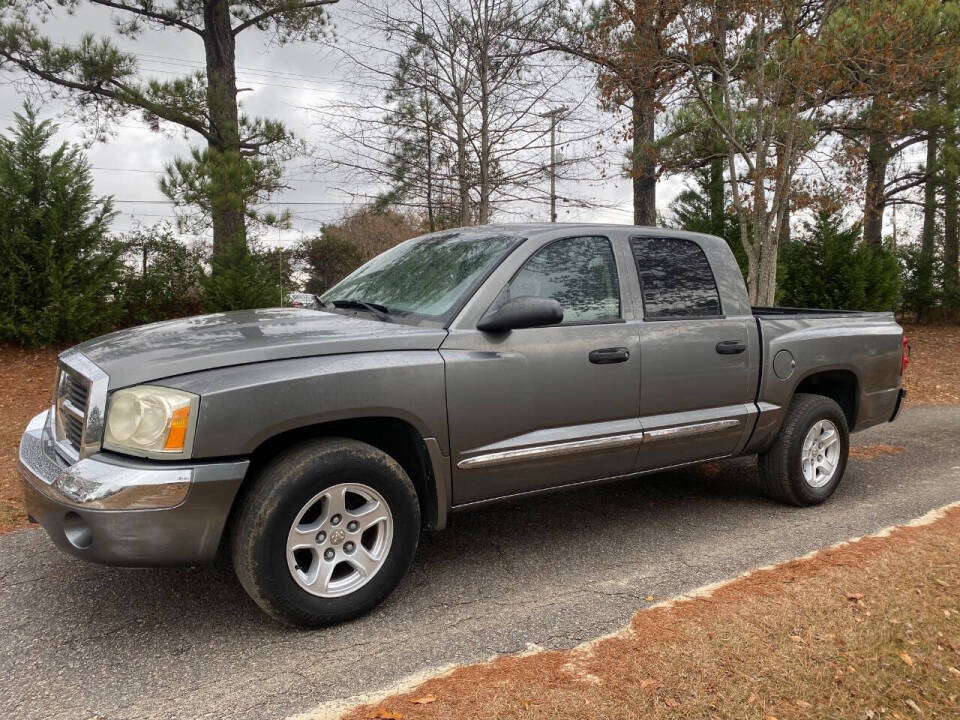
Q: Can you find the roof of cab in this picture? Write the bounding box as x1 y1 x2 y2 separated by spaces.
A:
454 222 728 251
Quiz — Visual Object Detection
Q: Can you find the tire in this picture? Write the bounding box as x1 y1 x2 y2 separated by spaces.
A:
757 393 850 506
231 437 421 627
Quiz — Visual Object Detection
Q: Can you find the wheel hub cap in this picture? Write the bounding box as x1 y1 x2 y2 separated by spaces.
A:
801 419 841 488
285 482 394 598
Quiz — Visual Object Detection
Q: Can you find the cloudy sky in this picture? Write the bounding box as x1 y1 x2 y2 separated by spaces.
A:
0 2 692 250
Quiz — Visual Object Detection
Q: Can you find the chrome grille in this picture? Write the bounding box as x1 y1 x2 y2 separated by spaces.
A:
63 373 89 410
53 352 108 462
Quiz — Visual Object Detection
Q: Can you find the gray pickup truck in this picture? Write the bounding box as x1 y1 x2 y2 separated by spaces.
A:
19 224 908 626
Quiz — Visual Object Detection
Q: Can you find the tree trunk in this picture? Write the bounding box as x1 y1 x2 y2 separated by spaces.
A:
455 98 471 226
424 98 436 232
756 230 779 307
709 69 724 236
919 130 939 306
709 156 724 235
631 88 656 226
477 58 491 224
777 201 790 246
203 0 245 265
863 127 889 247
922 132 939 255
945 145 959 296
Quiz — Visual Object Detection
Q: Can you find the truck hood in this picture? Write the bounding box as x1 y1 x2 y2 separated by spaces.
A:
73 308 448 389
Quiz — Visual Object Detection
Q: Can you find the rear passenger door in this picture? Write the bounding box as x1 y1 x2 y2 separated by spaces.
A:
630 236 757 471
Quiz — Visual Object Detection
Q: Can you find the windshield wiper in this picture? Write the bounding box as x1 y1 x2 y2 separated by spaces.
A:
330 298 394 323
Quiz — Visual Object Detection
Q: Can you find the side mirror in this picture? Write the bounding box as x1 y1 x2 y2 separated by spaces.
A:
477 296 564 332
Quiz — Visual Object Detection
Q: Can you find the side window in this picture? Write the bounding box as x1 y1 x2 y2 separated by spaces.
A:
631 237 722 319
502 236 620 323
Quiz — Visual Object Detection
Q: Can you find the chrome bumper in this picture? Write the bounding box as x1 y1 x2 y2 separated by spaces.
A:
19 410 249 566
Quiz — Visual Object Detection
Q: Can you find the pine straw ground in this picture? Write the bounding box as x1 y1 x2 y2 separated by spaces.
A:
0 323 956 533
339 505 960 720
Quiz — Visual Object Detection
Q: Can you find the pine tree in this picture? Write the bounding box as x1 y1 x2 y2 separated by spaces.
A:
778 207 900 311
0 106 121 346
668 168 748 277
0 1 335 265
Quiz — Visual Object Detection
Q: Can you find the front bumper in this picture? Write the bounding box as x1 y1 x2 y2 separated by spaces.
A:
19 410 249 566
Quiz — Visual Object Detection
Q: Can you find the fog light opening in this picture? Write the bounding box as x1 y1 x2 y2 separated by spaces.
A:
62 512 93 549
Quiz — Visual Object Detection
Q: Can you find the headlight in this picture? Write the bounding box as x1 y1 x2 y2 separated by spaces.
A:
103 386 199 458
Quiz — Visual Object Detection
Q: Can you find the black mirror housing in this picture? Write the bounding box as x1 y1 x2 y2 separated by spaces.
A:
477 296 564 332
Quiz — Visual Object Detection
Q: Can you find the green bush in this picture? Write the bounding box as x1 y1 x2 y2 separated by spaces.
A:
116 224 205 326
778 209 900 311
303 234 366 295
0 106 123 347
897 246 941 319
201 239 282 312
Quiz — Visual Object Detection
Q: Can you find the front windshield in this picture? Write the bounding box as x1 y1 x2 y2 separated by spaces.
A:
320 230 520 322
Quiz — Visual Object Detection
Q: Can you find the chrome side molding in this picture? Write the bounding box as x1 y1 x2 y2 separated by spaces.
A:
643 418 741 442
457 418 742 470
457 432 645 469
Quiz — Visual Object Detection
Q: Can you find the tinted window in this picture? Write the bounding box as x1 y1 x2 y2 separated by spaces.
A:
631 237 721 318
500 236 620 323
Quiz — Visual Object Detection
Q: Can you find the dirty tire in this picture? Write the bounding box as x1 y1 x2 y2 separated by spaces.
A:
757 393 850 506
231 437 420 627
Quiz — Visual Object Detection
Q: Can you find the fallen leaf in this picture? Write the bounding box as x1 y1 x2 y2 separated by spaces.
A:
410 694 436 706
790 635 805 643
947 666 960 676
899 652 914 667
640 678 657 689
795 699 812 708
663 697 678 708
763 716 778 720
368 709 403 720
935 579 949 587
846 592 864 601
904 698 923 715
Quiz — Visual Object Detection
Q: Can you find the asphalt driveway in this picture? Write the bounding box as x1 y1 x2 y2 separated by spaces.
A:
1 405 959 720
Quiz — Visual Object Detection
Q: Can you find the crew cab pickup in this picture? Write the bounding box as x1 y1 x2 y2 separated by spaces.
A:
18 224 908 626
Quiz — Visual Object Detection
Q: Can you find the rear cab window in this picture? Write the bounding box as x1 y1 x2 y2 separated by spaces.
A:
630 237 722 319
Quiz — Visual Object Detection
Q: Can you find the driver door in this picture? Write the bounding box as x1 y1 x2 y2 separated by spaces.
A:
440 235 642 506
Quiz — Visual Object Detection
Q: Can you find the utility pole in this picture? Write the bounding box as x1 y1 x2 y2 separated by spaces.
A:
540 107 568 222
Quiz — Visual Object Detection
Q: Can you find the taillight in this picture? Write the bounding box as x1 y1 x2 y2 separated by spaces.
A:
901 335 910 375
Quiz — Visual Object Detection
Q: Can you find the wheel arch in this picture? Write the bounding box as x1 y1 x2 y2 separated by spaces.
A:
229 416 447 537
791 368 859 429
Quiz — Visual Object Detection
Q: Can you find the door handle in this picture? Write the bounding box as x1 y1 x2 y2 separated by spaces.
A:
589 347 630 364
715 340 746 355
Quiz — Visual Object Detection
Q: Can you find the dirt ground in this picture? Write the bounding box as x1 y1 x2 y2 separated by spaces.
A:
0 345 60 533
0 324 957 534
341 504 960 720
899 324 960 405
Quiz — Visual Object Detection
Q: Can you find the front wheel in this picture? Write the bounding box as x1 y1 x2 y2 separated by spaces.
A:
231 437 421 627
758 393 850 506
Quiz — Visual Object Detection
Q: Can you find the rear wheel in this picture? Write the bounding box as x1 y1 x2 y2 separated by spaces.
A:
231 437 420 627
758 393 850 506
